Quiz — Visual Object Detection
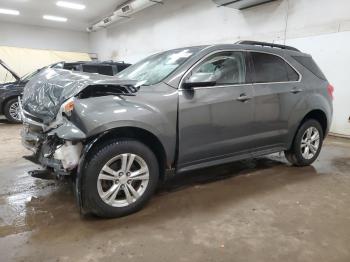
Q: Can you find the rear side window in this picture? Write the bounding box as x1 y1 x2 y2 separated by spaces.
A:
250 52 299 83
292 56 326 80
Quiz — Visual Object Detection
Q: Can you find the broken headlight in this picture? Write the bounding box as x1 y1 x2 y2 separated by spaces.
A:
61 97 75 117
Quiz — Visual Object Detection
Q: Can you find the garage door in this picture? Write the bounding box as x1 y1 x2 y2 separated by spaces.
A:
0 45 91 79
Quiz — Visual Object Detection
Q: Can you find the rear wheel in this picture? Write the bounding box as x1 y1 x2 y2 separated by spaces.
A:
82 139 159 218
4 98 22 123
285 119 323 166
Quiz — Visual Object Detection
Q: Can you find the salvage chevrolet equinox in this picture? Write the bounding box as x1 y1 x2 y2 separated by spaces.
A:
20 41 333 218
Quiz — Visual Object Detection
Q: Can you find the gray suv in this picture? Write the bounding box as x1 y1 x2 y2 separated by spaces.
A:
20 41 333 218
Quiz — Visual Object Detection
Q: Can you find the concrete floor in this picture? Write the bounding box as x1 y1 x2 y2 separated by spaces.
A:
0 118 350 262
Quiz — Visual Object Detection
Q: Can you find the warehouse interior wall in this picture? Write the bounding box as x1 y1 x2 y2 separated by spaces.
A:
89 0 350 136
0 22 91 80
88 0 350 62
286 32 350 137
0 21 90 53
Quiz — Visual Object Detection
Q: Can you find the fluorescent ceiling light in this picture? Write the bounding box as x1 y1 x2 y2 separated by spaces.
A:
43 15 67 22
0 8 20 15
56 1 86 10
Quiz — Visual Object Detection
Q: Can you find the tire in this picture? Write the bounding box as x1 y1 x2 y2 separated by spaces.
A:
4 98 22 123
82 139 159 218
285 119 324 166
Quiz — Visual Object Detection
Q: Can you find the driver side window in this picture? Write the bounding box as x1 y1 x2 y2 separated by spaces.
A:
188 51 247 85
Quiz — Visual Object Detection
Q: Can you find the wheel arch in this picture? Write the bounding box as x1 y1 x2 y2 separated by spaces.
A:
1 95 20 113
299 109 328 137
76 126 169 215
83 126 168 180
287 109 328 150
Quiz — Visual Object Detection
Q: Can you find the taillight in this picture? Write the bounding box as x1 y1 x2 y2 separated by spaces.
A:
327 84 334 100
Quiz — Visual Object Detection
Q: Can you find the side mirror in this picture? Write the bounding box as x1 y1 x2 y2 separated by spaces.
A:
182 80 216 89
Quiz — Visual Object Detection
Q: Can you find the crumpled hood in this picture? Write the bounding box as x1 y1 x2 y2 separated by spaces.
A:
22 68 138 124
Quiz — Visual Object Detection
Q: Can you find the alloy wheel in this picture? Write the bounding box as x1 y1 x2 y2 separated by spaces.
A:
300 127 320 160
97 153 150 207
9 101 22 121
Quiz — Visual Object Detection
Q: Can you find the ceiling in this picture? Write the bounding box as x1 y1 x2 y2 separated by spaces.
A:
0 0 126 31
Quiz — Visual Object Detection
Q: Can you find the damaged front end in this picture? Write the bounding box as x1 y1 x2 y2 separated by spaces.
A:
20 97 85 175
20 68 139 176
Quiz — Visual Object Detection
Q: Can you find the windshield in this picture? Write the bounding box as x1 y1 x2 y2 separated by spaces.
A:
115 47 202 85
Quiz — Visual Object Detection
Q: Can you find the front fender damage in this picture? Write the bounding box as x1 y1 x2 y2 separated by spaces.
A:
20 68 148 214
20 68 140 175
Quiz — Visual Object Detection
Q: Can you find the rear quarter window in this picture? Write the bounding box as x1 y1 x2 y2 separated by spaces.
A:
250 52 299 83
292 56 326 80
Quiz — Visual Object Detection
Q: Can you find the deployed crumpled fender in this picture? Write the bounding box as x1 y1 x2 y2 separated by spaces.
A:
22 68 138 124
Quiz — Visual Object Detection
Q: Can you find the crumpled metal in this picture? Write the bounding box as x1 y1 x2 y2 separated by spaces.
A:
22 68 137 124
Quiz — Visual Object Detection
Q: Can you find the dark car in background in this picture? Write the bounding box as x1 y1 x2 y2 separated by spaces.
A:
0 60 131 123
65 61 131 76
0 60 21 122
0 61 66 123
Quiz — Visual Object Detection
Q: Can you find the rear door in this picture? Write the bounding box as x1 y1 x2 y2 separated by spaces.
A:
178 50 255 169
249 51 302 149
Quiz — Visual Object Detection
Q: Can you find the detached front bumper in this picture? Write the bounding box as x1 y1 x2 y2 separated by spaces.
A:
21 124 43 153
19 98 85 175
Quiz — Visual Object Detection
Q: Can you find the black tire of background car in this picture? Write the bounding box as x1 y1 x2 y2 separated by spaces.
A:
82 139 159 218
285 119 324 166
4 98 21 124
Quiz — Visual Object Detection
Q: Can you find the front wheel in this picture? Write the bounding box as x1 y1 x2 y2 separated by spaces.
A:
82 139 159 218
4 98 22 123
285 119 324 166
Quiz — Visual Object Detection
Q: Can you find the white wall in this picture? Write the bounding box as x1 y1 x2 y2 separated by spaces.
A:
286 32 350 137
0 21 89 53
89 0 350 136
89 0 350 62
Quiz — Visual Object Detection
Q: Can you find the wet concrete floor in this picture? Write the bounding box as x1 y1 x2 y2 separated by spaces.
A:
0 118 350 262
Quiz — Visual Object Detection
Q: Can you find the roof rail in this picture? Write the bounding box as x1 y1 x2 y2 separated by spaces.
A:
236 40 300 52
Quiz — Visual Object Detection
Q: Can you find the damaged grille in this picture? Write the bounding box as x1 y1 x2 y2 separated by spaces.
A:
23 111 44 123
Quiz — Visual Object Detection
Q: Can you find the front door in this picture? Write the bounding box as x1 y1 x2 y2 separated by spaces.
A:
178 51 255 169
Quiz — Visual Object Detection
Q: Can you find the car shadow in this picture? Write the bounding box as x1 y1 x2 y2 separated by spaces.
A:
7 154 320 238
84 155 319 223
0 118 21 125
157 156 287 194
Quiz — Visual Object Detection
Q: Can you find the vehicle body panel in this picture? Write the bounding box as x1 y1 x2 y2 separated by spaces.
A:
178 84 255 168
177 49 256 167
63 84 178 165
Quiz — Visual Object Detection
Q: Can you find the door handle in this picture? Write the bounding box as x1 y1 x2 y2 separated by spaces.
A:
290 88 303 94
236 93 251 102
